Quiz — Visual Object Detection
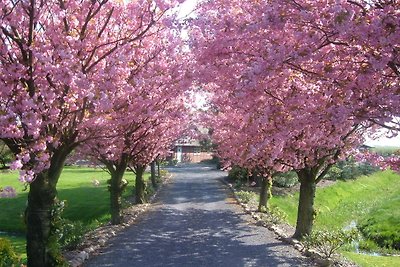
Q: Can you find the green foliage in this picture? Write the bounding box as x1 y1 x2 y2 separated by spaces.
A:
171 159 178 166
0 238 20 267
303 229 359 259
228 166 249 182
358 239 382 253
371 146 400 157
159 169 168 177
58 220 86 250
49 199 85 265
260 205 288 225
48 200 69 266
326 166 342 181
145 181 155 199
0 141 13 169
358 196 400 251
327 159 379 181
199 138 215 152
273 171 298 187
48 199 86 261
236 190 257 204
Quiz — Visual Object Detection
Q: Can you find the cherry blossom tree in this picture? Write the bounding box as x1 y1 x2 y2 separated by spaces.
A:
207 95 289 212
190 0 399 239
0 0 184 265
81 98 187 223
78 26 190 224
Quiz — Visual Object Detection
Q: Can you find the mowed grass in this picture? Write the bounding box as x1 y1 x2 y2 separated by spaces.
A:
270 170 400 267
0 166 147 257
342 252 400 267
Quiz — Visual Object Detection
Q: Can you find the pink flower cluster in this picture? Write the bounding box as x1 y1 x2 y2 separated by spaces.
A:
189 0 399 176
0 186 17 198
356 151 400 172
0 0 188 183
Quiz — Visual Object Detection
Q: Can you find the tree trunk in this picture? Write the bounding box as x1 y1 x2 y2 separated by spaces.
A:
157 159 160 178
105 157 128 225
150 161 157 188
26 154 67 267
293 169 317 239
135 165 146 204
109 170 125 225
258 175 272 212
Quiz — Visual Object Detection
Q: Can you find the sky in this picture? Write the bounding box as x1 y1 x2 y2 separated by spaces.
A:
177 0 198 19
365 132 400 147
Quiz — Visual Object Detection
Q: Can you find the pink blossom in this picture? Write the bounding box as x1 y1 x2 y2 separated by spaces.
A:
0 186 17 198
10 160 23 170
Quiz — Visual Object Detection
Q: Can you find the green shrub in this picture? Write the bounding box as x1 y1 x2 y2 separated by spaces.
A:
0 238 20 267
326 166 342 181
273 171 298 187
260 205 288 224
303 229 359 259
328 159 379 181
159 169 168 177
358 162 379 176
145 182 155 199
168 159 178 166
58 219 87 250
339 160 360 180
236 190 256 204
228 166 249 182
358 218 400 251
358 239 381 252
51 200 87 251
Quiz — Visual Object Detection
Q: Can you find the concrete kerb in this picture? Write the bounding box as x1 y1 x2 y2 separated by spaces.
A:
64 172 173 267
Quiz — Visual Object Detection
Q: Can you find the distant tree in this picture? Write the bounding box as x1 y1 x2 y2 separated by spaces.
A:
0 141 12 169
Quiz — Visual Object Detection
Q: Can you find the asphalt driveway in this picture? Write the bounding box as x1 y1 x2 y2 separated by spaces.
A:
84 164 312 267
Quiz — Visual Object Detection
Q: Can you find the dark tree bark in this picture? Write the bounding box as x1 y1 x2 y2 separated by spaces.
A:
105 154 129 225
135 165 146 204
157 159 161 178
258 175 272 212
293 169 317 239
150 161 157 188
26 150 69 267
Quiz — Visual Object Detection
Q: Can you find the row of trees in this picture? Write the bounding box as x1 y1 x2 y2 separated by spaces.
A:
0 0 187 266
189 0 399 240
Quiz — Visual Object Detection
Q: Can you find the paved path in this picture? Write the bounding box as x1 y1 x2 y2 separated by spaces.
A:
84 164 312 267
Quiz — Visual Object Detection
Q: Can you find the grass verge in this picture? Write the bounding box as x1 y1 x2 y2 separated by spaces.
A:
342 252 400 267
0 166 149 261
268 170 400 267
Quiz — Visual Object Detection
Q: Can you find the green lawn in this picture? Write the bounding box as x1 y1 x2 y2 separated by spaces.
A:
371 146 400 156
269 170 400 267
0 166 148 259
343 252 400 267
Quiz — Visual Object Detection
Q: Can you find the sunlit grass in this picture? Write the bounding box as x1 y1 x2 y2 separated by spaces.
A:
342 251 400 267
269 170 400 266
0 166 148 259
